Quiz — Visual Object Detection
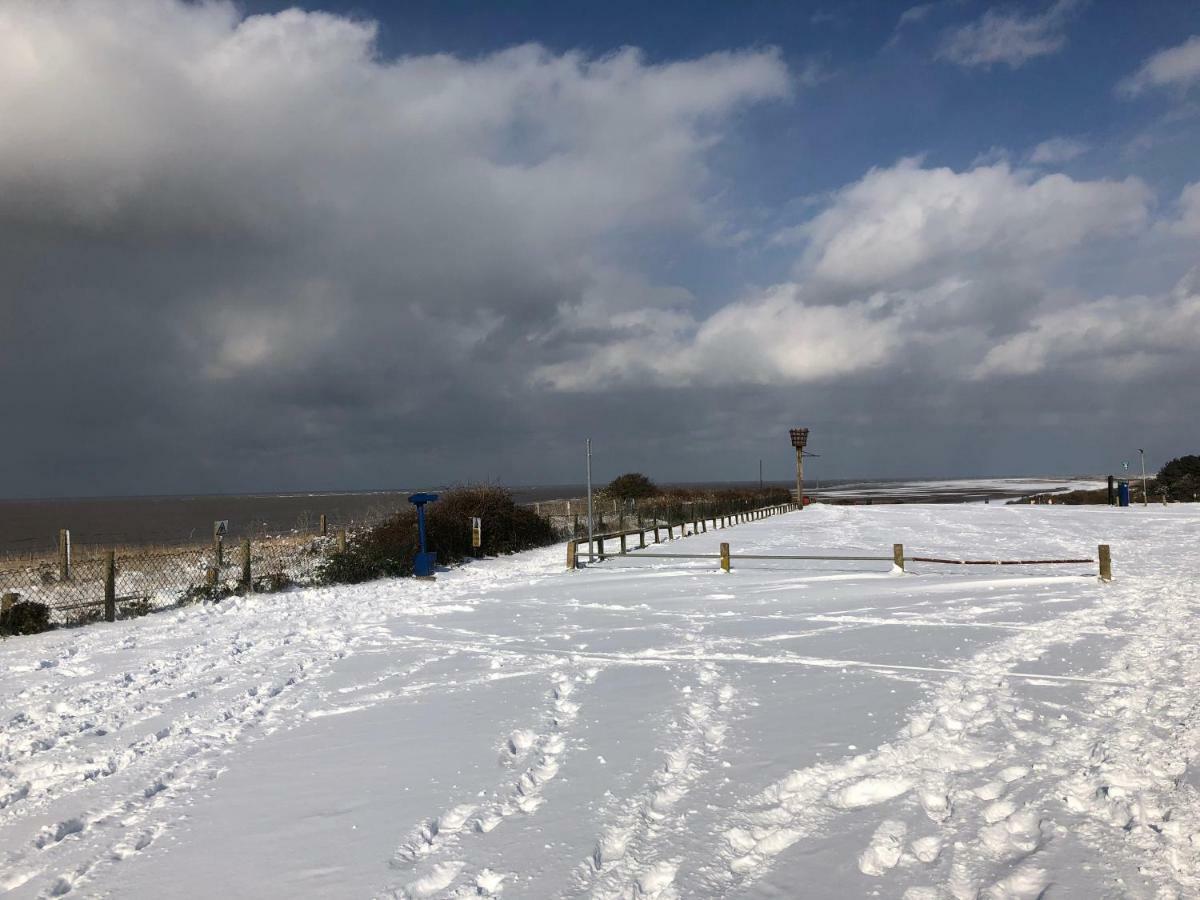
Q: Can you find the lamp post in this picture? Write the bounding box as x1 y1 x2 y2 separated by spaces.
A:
789 428 809 508
586 438 595 563
1138 448 1147 507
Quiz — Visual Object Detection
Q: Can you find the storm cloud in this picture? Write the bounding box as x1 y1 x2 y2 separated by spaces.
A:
0 0 1197 497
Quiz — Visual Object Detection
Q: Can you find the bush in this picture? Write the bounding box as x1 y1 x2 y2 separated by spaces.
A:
1 599 52 636
606 473 658 501
319 485 557 585
1159 455 1200 501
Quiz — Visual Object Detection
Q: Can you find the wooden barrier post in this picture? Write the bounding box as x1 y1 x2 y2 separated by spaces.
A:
241 538 252 593
213 535 223 569
597 535 606 560
104 551 116 622
1099 544 1112 582
654 525 661 543
720 542 731 573
319 514 327 536
893 543 905 572
620 533 628 554
337 528 347 553
59 529 71 581
639 530 646 549
566 540 577 570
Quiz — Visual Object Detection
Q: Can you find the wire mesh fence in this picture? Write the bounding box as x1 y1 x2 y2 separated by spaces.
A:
0 532 350 628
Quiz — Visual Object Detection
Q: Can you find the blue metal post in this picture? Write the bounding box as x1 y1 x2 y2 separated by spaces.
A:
408 493 439 577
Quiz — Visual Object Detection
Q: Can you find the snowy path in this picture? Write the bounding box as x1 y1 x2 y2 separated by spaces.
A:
1 503 1197 898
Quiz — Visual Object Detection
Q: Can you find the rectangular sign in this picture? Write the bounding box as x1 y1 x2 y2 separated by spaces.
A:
471 517 482 548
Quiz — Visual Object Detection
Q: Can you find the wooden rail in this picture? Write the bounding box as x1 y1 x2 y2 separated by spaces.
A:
568 529 1113 582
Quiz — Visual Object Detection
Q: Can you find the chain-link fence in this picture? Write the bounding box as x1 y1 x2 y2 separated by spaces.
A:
0 531 351 629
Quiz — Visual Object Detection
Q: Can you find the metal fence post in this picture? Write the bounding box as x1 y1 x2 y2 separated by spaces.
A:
59 529 71 581
242 539 252 593
104 551 116 622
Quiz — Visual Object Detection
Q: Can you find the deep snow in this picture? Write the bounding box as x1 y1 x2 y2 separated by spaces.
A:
1 502 1197 899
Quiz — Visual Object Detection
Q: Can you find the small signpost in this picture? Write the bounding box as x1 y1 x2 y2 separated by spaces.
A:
212 520 229 567
471 517 482 550
408 493 439 578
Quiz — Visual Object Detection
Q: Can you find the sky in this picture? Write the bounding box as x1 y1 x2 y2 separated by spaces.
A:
1 0 1198 498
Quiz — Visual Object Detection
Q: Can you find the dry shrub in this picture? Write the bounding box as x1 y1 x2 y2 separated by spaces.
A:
319 485 556 585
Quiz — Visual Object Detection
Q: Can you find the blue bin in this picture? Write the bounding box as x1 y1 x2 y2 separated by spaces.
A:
1118 481 1130 507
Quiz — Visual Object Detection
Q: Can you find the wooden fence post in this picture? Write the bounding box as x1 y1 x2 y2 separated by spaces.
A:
241 538 252 592
893 543 905 572
1099 544 1112 582
214 535 223 569
720 542 731 573
337 528 347 553
319 514 327 536
654 525 661 543
104 551 116 622
59 529 71 581
620 532 627 554
566 540 577 570
639 530 646 549
597 534 606 560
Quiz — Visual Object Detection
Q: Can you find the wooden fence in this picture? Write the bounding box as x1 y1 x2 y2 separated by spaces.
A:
567 520 1113 582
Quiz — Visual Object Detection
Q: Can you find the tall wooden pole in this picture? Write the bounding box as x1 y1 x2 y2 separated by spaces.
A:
795 446 804 509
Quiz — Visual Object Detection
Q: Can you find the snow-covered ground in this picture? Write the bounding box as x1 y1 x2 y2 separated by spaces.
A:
1 502 1196 899
812 477 1106 501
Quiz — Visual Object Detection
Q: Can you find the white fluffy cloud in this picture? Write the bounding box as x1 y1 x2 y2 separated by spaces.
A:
976 270 1200 379
534 283 902 390
937 0 1083 69
1170 182 1200 236
797 159 1149 290
1119 35 1200 97
1028 136 1089 164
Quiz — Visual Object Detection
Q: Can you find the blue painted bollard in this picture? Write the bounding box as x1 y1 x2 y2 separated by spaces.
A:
409 492 439 578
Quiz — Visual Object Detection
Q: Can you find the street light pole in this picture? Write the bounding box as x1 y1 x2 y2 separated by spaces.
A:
586 438 595 562
1139 448 1147 507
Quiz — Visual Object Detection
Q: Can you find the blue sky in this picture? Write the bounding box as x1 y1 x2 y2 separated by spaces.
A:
1 0 1199 495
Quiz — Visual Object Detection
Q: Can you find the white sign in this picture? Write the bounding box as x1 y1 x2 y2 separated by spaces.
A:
1122 461 1129 471
213 520 229 537
471 517 482 548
